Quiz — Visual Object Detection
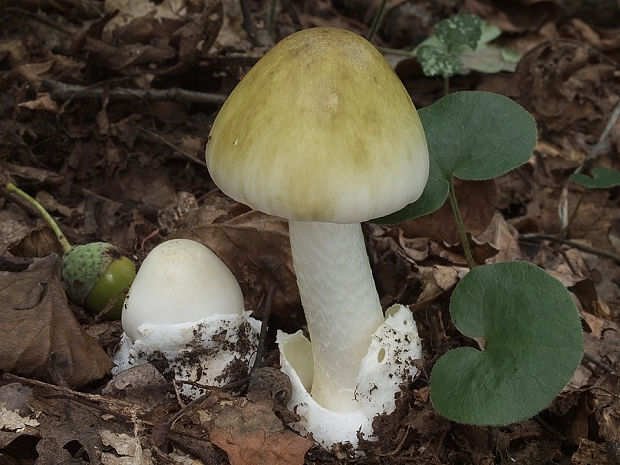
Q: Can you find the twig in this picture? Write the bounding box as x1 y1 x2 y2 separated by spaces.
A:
252 280 278 373
42 79 227 106
519 233 620 264
55 77 131 117
251 256 281 373
1 373 142 420
582 352 615 374
139 127 206 167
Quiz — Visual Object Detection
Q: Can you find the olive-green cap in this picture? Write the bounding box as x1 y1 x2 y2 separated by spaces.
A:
206 27 429 223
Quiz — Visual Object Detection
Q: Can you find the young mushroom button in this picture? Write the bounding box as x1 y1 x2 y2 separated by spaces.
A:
206 27 428 448
112 239 260 399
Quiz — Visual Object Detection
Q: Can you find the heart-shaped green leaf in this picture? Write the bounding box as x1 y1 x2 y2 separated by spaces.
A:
570 167 620 189
375 91 536 223
430 261 583 425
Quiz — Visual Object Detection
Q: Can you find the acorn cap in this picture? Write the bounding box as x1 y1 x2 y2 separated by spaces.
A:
206 27 429 224
62 242 119 304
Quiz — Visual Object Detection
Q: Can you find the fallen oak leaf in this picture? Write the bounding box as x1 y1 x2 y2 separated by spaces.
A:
207 398 313 465
0 254 114 387
174 191 302 323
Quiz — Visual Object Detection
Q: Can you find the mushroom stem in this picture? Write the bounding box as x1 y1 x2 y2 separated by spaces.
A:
288 221 384 412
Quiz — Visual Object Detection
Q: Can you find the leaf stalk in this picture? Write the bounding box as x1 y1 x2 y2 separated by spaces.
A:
447 177 476 269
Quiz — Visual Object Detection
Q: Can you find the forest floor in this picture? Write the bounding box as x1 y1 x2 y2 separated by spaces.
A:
0 0 619 464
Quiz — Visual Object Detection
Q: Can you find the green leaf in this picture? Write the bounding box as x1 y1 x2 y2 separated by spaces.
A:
423 91 536 180
461 45 519 73
435 14 482 50
430 261 583 425
570 167 620 189
478 21 501 44
417 45 463 78
374 91 536 224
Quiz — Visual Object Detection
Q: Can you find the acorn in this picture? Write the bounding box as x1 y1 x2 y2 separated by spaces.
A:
6 183 136 319
62 242 136 319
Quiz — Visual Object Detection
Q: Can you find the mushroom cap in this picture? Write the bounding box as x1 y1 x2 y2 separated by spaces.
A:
206 27 429 223
121 239 244 341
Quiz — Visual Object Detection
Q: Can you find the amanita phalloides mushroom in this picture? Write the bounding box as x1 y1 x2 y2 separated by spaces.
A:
113 239 260 398
205 27 428 447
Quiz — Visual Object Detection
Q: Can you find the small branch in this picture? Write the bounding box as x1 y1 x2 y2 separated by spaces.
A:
42 79 227 106
139 127 206 167
519 233 620 264
251 255 281 373
447 177 476 269
251 281 278 373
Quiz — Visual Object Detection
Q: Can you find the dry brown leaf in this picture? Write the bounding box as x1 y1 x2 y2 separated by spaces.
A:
35 190 75 218
103 364 172 407
3 162 64 186
0 255 114 387
0 206 34 255
174 192 302 322
566 309 615 391
82 0 223 75
562 18 620 50
517 40 617 132
9 225 63 258
364 225 424 307
0 39 30 66
412 265 467 308
11 60 54 89
400 179 497 245
209 399 313 465
571 439 612 465
581 312 618 372
464 0 562 33
474 213 523 263
18 93 59 112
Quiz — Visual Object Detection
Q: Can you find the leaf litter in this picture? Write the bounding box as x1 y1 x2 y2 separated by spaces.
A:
1 0 619 463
